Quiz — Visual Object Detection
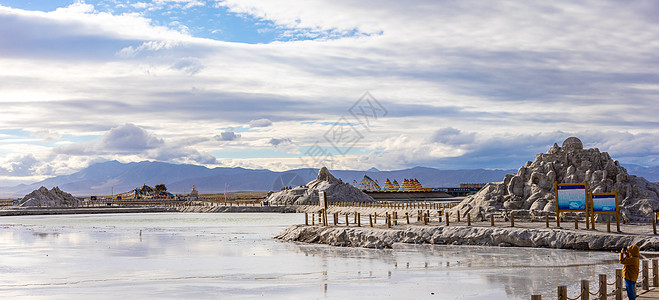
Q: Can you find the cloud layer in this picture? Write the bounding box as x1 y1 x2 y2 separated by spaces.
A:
0 1 658 185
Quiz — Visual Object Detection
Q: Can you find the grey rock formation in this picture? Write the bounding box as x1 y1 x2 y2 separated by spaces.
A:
19 186 82 207
276 224 659 250
452 137 659 221
266 167 374 205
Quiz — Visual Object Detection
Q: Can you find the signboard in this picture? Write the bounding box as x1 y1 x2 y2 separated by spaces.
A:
318 191 328 226
555 183 588 212
591 192 618 214
319 191 327 209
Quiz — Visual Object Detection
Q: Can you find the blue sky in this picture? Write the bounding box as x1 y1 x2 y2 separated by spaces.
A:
1 0 659 185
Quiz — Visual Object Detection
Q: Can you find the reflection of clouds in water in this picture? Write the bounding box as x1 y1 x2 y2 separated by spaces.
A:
281 242 620 299
0 214 625 299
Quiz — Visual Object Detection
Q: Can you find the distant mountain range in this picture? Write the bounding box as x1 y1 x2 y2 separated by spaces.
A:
1 160 657 198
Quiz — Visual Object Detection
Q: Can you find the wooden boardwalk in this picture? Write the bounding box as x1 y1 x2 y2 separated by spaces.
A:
638 288 659 299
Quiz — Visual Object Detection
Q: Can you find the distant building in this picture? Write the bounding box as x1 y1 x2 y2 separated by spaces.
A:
460 183 487 189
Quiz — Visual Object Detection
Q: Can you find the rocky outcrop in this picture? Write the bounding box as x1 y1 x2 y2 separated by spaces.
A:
276 224 659 251
452 137 659 221
19 186 82 207
266 167 374 205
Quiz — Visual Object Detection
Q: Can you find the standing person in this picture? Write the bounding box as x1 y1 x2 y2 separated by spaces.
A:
620 244 640 300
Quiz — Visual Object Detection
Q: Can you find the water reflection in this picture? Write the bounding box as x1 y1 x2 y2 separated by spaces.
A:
0 213 622 299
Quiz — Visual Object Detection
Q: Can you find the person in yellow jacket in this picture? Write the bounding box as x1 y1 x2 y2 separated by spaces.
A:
620 244 640 300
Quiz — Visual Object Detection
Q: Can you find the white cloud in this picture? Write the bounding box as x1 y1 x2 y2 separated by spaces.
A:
215 130 241 141
0 0 658 184
100 123 164 152
30 129 61 142
249 118 273 128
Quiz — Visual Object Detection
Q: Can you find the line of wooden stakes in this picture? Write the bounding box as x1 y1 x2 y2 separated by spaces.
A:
302 201 659 235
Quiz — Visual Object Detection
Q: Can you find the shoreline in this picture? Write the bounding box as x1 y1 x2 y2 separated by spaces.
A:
0 205 298 216
275 223 659 251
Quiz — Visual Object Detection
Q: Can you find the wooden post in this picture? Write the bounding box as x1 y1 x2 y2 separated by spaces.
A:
574 217 578 230
615 269 623 300
653 259 659 287
545 214 549 228
491 214 495 227
386 213 391 228
599 274 606 300
557 285 567 300
445 212 450 226
531 295 541 300
607 218 611 233
616 213 621 232
305 213 308 225
510 211 514 227
643 260 650 290
312 213 315 225
592 214 596 230
467 213 471 226
393 212 398 226
374 213 377 224
457 211 461 223
581 279 589 300
423 212 428 225
406 212 410 224
369 214 373 227
557 212 561 228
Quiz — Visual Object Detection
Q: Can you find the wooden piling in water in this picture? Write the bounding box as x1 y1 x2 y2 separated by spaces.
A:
643 260 650 290
599 274 606 300
581 279 589 300
557 285 567 300
616 269 623 300
491 214 495 227
653 259 658 287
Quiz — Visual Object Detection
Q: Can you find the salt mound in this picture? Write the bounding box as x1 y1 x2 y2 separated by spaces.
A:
19 186 82 207
267 167 374 205
453 137 659 221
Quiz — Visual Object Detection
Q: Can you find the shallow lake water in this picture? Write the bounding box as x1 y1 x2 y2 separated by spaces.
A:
0 213 620 299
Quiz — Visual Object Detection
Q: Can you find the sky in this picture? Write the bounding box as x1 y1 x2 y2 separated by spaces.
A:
1 0 659 186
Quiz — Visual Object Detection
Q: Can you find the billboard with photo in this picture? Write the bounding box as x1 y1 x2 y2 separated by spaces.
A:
591 193 618 214
556 183 588 211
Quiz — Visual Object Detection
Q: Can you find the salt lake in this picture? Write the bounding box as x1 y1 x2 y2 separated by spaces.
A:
0 213 620 299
